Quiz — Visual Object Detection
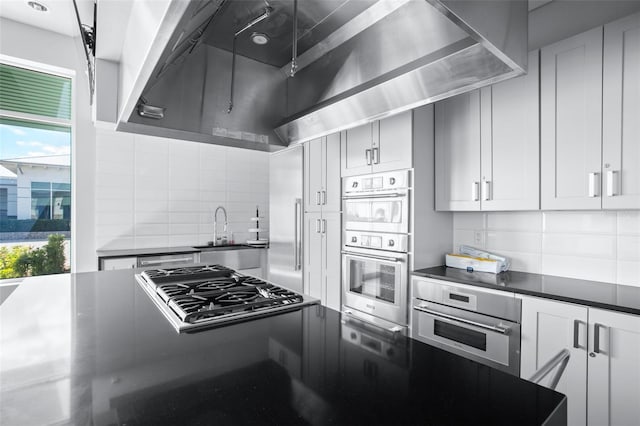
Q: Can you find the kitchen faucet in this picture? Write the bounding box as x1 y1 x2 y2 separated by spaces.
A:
213 206 228 246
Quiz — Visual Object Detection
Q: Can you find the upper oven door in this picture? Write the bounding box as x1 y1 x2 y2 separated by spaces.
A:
343 192 409 233
342 249 408 326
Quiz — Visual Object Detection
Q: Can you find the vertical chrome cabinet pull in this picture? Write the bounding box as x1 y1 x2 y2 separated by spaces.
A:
365 149 372 165
573 320 581 349
471 182 480 201
321 219 326 234
321 190 326 205
315 219 321 233
588 172 600 197
593 323 603 354
294 199 302 270
372 147 380 164
606 170 618 197
483 181 491 201
315 191 321 205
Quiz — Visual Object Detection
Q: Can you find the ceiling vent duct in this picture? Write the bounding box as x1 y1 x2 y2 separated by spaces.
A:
119 0 528 151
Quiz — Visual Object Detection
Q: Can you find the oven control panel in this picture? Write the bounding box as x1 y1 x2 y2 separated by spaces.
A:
344 231 408 253
343 170 410 195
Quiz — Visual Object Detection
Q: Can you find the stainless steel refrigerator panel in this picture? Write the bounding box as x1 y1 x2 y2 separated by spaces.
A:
268 146 304 293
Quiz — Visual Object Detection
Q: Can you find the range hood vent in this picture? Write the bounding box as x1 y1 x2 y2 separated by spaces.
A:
120 0 527 151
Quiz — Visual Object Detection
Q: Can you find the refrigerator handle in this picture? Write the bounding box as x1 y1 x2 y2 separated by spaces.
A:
294 198 302 271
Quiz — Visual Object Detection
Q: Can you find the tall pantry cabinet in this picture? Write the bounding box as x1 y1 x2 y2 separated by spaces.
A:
304 133 341 311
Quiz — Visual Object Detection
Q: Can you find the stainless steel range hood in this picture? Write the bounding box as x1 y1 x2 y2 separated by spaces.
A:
118 0 527 151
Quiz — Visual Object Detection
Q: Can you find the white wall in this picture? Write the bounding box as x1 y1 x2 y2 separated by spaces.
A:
95 129 269 250
453 211 640 287
0 18 96 272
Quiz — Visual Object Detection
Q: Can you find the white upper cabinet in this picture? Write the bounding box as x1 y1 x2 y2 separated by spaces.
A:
435 90 481 211
436 51 539 212
602 13 640 209
481 50 540 210
341 123 374 177
341 111 412 176
304 133 341 213
376 111 413 173
541 27 604 210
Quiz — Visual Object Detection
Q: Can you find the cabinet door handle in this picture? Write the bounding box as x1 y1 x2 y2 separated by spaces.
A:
321 190 326 205
588 172 600 197
573 319 581 349
372 147 379 164
593 323 604 354
483 180 491 201
315 219 321 233
606 170 618 197
315 191 321 205
471 182 479 201
365 149 372 165
321 219 326 234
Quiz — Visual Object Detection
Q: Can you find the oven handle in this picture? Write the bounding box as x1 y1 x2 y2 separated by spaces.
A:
341 251 404 263
343 192 406 200
414 305 511 335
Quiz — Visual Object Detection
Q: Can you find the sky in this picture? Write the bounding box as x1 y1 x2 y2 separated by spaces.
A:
0 122 71 160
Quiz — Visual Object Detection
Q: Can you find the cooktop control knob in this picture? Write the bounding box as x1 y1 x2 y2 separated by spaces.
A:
388 239 395 247
389 177 396 185
351 332 357 340
351 236 358 243
352 181 358 188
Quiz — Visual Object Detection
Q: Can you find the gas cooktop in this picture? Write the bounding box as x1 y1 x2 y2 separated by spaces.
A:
136 265 317 332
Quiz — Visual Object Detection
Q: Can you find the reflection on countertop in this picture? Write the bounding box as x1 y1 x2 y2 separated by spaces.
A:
1 270 565 425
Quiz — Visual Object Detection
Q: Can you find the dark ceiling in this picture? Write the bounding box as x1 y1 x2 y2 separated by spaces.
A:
202 0 377 68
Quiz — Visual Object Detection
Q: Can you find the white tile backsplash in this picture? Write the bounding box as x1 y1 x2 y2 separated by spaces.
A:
96 130 269 251
453 210 640 287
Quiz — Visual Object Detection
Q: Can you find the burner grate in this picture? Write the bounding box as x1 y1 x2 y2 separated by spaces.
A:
141 264 234 284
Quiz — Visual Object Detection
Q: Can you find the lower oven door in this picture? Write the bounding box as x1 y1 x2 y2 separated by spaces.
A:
412 300 520 376
342 249 408 326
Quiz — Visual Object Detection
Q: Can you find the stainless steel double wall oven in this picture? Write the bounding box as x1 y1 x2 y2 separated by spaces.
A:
342 170 411 328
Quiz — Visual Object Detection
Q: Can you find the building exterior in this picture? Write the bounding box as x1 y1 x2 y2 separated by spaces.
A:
0 155 70 221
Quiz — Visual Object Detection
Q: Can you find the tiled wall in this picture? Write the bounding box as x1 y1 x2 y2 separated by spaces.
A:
95 129 269 250
453 211 640 287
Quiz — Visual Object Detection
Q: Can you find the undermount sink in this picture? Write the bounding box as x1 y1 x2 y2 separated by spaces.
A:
193 244 249 251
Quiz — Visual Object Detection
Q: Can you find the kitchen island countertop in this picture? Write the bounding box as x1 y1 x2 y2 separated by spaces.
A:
1 270 565 425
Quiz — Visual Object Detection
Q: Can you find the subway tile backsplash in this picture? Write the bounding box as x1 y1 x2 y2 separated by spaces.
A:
95 129 269 251
453 211 640 287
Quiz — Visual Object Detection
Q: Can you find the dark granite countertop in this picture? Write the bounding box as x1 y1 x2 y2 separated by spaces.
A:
97 244 264 258
413 266 640 316
0 270 565 425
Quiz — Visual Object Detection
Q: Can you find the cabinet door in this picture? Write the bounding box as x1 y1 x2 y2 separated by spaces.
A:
520 296 588 426
602 13 640 209
321 212 341 311
587 308 640 426
304 212 323 300
304 138 323 213
323 132 342 213
375 110 412 173
480 51 540 211
341 124 373 177
100 256 137 270
435 90 481 211
541 27 603 210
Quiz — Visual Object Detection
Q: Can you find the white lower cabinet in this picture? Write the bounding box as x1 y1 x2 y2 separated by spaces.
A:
520 296 588 426
100 256 137 270
304 211 341 311
521 295 640 426
587 308 640 426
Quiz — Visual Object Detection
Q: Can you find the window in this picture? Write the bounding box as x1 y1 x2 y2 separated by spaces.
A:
0 62 72 279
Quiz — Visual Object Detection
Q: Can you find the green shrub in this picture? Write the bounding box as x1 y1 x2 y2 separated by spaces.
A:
2 234 67 278
0 245 30 279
